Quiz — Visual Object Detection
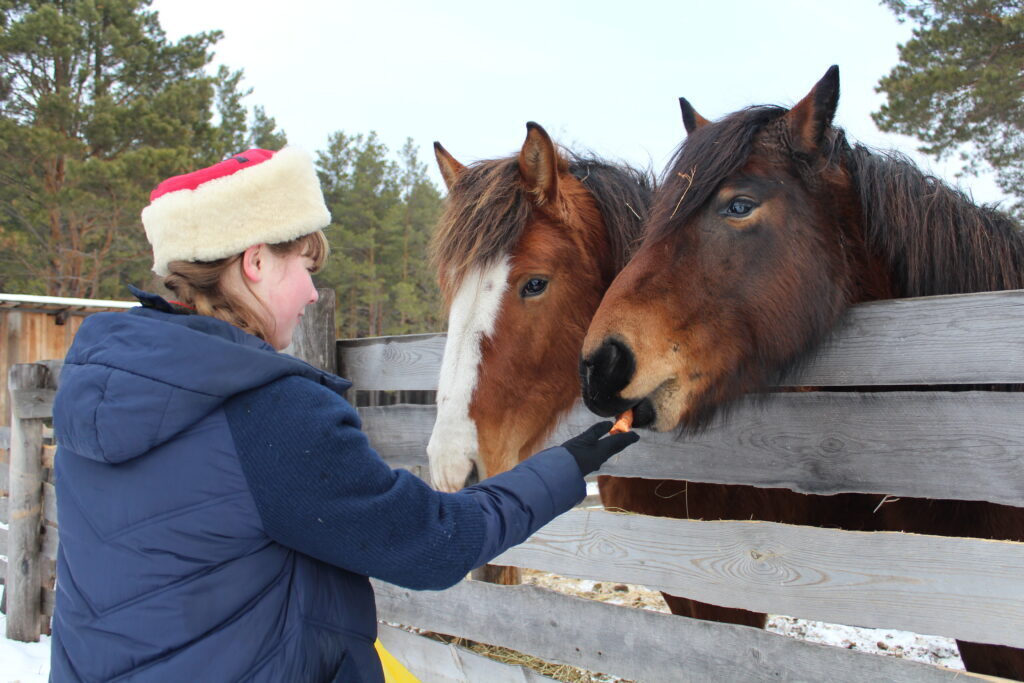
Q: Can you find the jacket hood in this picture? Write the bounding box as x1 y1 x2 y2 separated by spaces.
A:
54 289 350 464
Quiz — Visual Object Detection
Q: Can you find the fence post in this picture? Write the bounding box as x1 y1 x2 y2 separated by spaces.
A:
6 362 52 642
287 288 336 373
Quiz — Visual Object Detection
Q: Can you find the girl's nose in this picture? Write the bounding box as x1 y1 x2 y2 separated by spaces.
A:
310 285 320 304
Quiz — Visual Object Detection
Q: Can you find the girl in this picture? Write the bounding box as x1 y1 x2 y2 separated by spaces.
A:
50 147 638 682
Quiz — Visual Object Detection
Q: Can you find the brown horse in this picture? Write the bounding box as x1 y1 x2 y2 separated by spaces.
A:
426 123 651 580
581 65 1024 679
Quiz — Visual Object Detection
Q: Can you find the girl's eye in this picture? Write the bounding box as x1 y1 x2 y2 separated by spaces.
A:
521 278 548 298
723 197 757 217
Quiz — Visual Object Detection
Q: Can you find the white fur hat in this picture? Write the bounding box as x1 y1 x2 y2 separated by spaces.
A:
142 147 331 275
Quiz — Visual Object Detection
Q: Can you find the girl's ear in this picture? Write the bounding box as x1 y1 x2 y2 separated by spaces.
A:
241 244 265 283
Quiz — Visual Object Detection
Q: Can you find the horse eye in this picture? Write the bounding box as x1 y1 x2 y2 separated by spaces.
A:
724 198 757 217
521 278 548 298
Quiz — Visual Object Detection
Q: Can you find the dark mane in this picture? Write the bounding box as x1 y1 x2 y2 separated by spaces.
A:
647 105 786 243
848 145 1024 297
650 104 1024 298
430 151 652 298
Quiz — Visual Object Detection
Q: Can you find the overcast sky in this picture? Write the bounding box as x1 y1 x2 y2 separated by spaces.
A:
151 0 1008 205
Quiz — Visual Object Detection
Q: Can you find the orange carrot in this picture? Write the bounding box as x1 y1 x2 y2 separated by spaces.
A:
609 409 634 434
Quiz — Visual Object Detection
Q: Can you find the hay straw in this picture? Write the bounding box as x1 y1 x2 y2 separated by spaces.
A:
669 166 697 219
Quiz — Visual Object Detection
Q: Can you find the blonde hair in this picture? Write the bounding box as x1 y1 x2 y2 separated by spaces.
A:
163 230 329 343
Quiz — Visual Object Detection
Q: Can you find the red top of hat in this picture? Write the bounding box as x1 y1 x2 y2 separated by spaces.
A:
149 148 276 201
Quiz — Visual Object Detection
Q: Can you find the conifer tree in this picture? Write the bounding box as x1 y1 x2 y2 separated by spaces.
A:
0 0 284 296
873 0 1024 215
317 133 444 337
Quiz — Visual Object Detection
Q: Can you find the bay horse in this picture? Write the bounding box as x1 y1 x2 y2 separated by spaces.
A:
581 65 1024 679
426 122 651 582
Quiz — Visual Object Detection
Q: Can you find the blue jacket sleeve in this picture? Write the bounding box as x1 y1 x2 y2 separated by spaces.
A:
224 376 586 590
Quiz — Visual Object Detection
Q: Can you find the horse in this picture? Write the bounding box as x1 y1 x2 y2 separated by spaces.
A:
580 65 1024 680
426 122 651 583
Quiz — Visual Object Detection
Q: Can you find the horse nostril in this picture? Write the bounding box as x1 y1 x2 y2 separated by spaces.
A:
581 339 636 413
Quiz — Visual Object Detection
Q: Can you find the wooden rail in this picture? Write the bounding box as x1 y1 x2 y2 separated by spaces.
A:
337 289 1024 390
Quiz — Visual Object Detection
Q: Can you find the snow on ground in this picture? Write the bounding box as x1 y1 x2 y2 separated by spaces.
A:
0 610 50 683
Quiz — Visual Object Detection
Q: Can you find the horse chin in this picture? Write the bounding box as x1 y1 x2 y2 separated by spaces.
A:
640 376 700 432
426 418 481 492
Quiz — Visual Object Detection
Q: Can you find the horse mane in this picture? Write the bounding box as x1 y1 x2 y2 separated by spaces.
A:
430 151 653 300
651 104 1024 298
847 145 1024 297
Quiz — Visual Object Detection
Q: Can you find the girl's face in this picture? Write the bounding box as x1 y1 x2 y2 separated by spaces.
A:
245 246 320 350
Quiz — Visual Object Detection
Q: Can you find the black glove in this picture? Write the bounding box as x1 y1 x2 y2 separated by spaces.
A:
561 421 640 476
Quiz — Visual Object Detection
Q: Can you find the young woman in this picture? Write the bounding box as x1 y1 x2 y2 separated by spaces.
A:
49 147 638 682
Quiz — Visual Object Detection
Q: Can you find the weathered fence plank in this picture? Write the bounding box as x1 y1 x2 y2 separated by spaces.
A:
338 289 1024 390
6 362 52 641
284 288 336 373
377 624 558 682
374 579 979 683
42 482 56 526
337 332 445 391
494 509 1024 649
359 391 1024 506
11 388 55 420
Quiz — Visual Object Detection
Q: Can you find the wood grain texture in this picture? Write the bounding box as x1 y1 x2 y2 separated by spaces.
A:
339 290 1024 390
337 332 446 390
42 482 57 527
283 288 336 373
374 579 980 682
358 393 1024 506
11 388 55 420
41 524 58 562
377 624 558 682
494 509 1024 648
6 363 49 641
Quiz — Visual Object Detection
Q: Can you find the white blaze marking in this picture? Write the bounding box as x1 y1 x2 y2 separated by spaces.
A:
427 259 510 491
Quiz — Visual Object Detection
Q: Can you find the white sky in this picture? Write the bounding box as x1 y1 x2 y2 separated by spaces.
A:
151 0 1009 205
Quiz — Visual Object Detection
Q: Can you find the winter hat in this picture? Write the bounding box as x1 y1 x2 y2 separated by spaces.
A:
142 147 331 276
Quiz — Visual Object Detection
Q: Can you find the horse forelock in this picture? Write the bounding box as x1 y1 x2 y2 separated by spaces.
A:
430 152 654 304
430 158 530 304
647 106 787 244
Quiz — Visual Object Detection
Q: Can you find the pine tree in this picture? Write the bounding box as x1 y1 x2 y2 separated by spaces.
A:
385 138 443 334
317 131 400 338
317 134 444 338
873 0 1024 216
0 0 284 296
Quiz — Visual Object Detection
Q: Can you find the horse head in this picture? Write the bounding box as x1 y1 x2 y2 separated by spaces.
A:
581 66 884 432
427 123 649 491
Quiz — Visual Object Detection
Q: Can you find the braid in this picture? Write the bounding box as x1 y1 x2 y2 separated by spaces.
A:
161 230 329 344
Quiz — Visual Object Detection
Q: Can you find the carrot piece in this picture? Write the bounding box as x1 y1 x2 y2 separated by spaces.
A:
609 409 634 434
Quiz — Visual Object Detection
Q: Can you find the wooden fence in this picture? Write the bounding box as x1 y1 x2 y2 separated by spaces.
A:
3 289 1024 681
344 289 1024 682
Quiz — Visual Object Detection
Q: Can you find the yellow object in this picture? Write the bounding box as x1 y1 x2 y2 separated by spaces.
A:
375 639 421 683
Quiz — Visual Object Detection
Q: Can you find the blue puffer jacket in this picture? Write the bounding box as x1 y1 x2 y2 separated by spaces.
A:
50 291 586 682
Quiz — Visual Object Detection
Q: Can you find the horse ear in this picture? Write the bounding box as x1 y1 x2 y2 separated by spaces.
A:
434 141 466 190
679 97 709 135
518 121 561 206
783 65 840 154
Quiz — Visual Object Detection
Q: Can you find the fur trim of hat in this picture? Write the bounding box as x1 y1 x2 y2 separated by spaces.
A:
142 147 331 276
